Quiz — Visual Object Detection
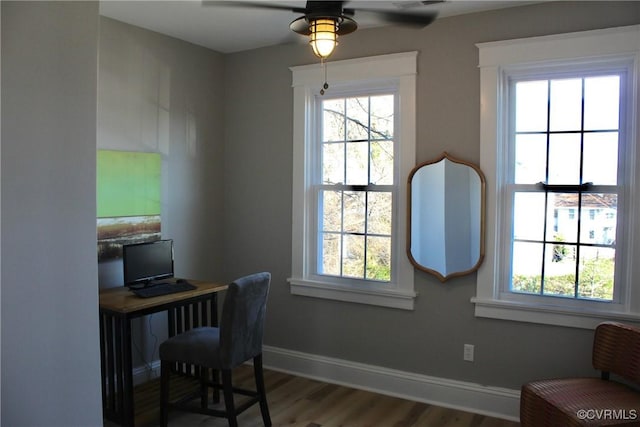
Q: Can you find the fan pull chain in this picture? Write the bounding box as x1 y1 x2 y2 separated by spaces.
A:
320 59 329 96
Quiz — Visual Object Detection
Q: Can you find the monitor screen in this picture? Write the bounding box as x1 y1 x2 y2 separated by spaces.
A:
122 239 174 286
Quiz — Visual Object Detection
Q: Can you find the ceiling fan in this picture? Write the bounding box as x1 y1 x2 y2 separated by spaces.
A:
206 1 442 59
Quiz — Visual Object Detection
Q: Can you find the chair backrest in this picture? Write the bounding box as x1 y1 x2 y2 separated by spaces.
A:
592 321 640 385
219 272 271 369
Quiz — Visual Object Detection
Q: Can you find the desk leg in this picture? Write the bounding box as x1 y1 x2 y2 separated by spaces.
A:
99 313 107 417
99 311 122 425
120 315 135 427
209 293 220 404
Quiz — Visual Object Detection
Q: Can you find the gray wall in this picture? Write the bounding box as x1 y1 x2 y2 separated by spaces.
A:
97 16 225 366
222 1 640 390
1 2 102 425
98 16 225 287
2 4 639 426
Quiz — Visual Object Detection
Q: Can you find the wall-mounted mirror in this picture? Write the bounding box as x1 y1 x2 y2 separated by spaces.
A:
407 152 486 281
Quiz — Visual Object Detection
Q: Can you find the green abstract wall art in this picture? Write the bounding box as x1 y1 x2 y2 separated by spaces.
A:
97 150 162 261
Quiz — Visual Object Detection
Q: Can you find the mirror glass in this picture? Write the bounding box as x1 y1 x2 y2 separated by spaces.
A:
408 152 485 281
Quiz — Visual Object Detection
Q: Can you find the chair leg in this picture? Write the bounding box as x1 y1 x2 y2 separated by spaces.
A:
253 354 272 427
211 369 220 404
221 369 238 427
200 367 208 409
160 361 170 427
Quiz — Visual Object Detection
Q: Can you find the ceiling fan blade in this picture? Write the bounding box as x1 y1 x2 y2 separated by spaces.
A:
201 1 306 14
391 0 444 9
355 8 438 27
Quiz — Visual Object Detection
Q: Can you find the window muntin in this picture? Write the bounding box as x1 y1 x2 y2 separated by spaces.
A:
507 74 621 302
317 94 396 283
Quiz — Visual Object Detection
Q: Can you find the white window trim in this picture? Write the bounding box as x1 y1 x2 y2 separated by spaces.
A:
474 25 640 329
289 52 417 310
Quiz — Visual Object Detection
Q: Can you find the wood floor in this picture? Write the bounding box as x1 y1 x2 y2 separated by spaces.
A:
105 365 520 427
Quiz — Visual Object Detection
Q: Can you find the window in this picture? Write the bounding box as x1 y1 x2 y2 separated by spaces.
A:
319 94 395 282
475 25 640 328
289 52 417 310
510 75 621 301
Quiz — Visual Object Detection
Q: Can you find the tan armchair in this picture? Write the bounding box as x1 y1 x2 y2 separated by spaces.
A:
520 321 640 426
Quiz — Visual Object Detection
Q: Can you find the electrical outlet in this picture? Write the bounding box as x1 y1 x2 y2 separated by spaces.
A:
463 344 474 362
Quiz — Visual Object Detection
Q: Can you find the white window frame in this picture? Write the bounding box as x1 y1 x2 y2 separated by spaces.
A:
289 52 417 310
474 25 640 329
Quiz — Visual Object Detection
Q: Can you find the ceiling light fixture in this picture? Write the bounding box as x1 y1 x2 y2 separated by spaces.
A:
209 1 439 61
290 8 357 61
308 18 338 59
290 8 357 94
209 1 439 93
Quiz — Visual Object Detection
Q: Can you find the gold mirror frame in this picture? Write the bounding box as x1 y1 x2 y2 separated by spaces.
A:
407 152 486 281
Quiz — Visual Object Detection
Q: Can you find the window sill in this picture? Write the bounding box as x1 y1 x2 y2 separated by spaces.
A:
289 277 416 310
471 297 640 329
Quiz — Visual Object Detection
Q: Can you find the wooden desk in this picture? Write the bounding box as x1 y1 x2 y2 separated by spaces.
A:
99 279 227 427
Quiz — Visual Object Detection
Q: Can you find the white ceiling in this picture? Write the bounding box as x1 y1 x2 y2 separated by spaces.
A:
99 1 542 54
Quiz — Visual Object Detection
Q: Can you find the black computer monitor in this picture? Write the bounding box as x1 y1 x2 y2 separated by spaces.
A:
122 239 174 287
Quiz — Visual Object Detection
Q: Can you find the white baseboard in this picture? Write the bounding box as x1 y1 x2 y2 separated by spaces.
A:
132 345 521 421
262 345 521 422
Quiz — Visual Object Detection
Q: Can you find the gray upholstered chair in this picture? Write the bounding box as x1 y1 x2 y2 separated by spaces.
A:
159 272 271 427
